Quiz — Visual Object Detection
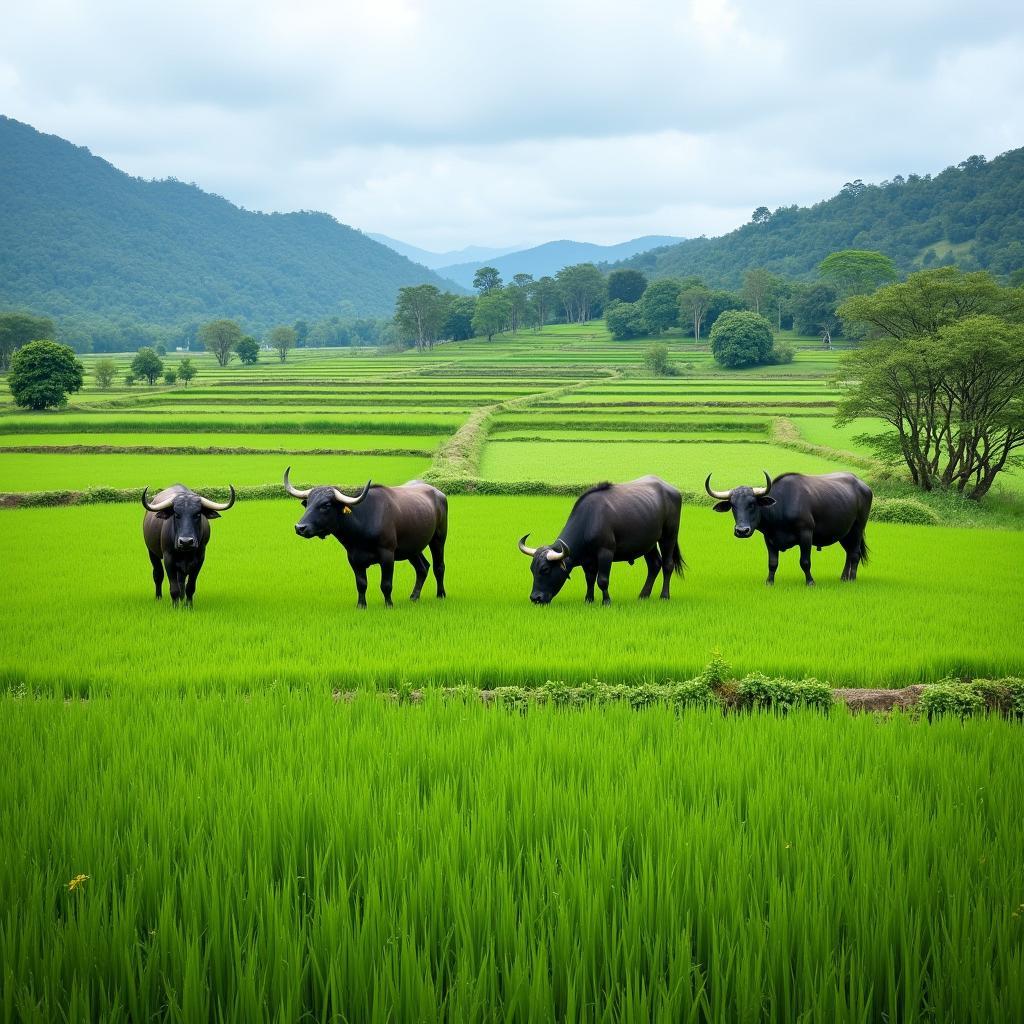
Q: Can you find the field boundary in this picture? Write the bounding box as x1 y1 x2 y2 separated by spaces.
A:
0 443 435 457
770 417 894 477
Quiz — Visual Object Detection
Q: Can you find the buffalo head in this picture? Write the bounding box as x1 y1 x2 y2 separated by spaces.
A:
517 534 571 604
284 466 371 540
706 472 774 538
142 485 235 552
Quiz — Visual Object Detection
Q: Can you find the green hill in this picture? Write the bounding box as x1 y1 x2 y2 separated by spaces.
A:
0 116 460 330
614 149 1024 286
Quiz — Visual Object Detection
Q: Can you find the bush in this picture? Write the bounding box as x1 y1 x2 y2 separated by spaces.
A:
642 343 674 376
177 358 196 387
163 368 177 385
735 673 834 712
8 340 85 410
235 336 260 365
768 339 795 364
123 373 136 387
605 299 649 340
919 683 985 719
131 347 163 385
709 310 775 368
871 498 941 525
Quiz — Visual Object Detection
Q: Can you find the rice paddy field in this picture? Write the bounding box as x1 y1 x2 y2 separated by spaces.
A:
2 324 1022 1021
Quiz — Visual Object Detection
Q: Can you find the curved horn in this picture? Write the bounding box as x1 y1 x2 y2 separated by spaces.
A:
752 471 773 497
704 474 731 501
545 539 569 562
199 484 235 512
331 479 371 506
518 534 538 557
283 466 312 499
141 486 175 512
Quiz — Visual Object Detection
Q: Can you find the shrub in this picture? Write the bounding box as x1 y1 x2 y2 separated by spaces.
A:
236 336 260 365
642 343 674 376
709 310 775 368
92 357 118 389
970 678 1024 718
768 339 795 364
177 358 197 387
163 368 178 385
919 683 985 719
123 373 136 387
131 347 163 385
735 673 834 713
605 299 649 340
871 498 941 525
8 340 85 410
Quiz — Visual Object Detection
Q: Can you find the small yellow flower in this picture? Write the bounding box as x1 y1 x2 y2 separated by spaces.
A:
67 874 89 892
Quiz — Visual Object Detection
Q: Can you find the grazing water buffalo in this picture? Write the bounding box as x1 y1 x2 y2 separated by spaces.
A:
142 484 236 605
285 467 448 608
517 475 684 605
705 470 872 586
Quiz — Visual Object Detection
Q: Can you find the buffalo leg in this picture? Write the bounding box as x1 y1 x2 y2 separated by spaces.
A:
596 549 613 605
150 552 165 599
409 552 429 601
163 555 183 605
765 541 779 586
840 532 862 582
184 555 204 606
349 555 369 609
638 550 661 599
582 563 597 603
657 536 675 599
799 534 815 586
379 551 395 608
428 534 446 598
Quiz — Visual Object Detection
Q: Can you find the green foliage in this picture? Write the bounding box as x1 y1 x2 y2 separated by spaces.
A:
269 325 296 362
819 250 898 297
8 340 84 409
790 282 842 343
200 319 243 367
130 347 163 385
640 278 681 333
642 343 673 376
871 498 941 525
528 277 560 330
709 310 775 368
91 357 118 390
613 148 1024 285
471 292 511 341
767 338 795 364
443 296 477 341
678 284 713 340
604 299 649 340
235 336 260 365
0 311 55 370
607 269 647 303
177 358 196 387
472 266 502 293
555 263 605 323
163 368 177 385
919 683 986 719
734 673 835 712
394 284 451 351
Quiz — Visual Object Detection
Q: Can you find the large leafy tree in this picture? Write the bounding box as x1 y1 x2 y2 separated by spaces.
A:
200 319 243 367
741 267 774 315
471 291 511 341
791 282 842 346
641 279 682 334
177 358 197 387
92 357 118 389
131 347 164 384
819 250 898 298
836 316 1024 498
394 284 450 351
270 325 296 362
607 269 647 304
505 277 532 334
529 277 560 330
443 297 477 341
236 336 260 365
556 264 605 323
605 299 649 340
709 310 775 369
679 285 713 340
0 312 55 371
472 267 502 294
8 340 84 409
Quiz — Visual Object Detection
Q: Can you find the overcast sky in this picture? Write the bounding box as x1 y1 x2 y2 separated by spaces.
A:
2 0 1022 252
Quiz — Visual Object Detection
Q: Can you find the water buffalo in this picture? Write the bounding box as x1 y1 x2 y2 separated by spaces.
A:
705 471 872 585
285 467 448 608
142 484 236 605
517 475 684 605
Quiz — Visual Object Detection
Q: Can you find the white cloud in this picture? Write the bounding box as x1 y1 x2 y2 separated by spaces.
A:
1 0 1022 249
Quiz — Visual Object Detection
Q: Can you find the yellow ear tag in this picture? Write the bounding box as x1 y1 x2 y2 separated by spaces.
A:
343 506 352 514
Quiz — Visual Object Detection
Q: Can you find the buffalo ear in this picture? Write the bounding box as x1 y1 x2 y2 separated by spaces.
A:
300 499 308 508
712 500 732 513
155 508 174 520
202 509 221 519
756 496 776 507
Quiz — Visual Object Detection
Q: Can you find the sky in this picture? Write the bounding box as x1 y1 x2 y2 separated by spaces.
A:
2 0 1023 252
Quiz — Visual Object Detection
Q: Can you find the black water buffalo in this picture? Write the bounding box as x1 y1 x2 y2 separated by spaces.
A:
705 470 872 586
285 467 448 608
142 484 236 605
517 475 684 605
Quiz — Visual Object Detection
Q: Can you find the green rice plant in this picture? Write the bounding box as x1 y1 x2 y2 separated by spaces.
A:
871 498 942 525
734 673 835 712
918 682 987 719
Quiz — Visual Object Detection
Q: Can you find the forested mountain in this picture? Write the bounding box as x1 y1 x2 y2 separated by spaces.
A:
0 116 460 330
437 236 684 288
367 234 519 270
614 149 1024 286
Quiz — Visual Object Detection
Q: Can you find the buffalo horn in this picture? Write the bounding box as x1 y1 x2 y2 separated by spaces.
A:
141 486 175 512
704 474 731 500
199 485 235 512
752 471 773 497
518 534 538 557
545 540 569 562
331 479 371 506
283 466 312 499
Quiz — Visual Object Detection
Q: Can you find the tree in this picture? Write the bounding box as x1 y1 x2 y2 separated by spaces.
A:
8 340 84 409
93 357 118 390
643 343 673 376
791 282 842 347
293 320 309 347
200 319 243 367
131 347 164 385
836 316 1024 499
819 250 898 298
235 337 260 365
641 279 682 334
505 280 531 334
155 342 167 357
605 299 649 340
473 267 502 294
678 285 712 341
742 268 774 315
177 358 196 387
751 206 771 224
0 312 55 371
529 277 560 330
837 268 1022 341
394 284 449 351
471 291 511 341
163 368 178 385
556 264 605 323
709 311 775 369
443 296 477 341
270 325 297 362
607 269 647 304
123 373 136 387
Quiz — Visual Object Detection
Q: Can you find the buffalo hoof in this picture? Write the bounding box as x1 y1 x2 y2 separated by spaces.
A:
602 597 612 606
409 594 420 602
436 591 446 599
584 596 594 604
805 580 816 587
765 579 775 587
659 593 670 601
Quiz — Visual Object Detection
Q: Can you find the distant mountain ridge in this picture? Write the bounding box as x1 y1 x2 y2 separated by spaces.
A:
367 234 523 270
435 235 685 288
611 149 1024 286
0 116 464 330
